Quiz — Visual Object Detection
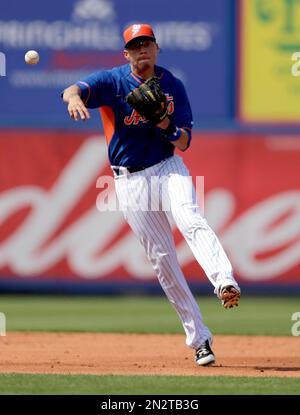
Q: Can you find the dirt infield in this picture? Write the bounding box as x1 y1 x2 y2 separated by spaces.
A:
0 333 299 378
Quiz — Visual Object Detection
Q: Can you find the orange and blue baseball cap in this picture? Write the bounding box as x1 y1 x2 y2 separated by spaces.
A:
123 24 156 49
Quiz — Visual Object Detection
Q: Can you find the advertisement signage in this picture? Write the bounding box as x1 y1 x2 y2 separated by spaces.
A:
1 130 299 285
0 0 234 128
239 0 300 123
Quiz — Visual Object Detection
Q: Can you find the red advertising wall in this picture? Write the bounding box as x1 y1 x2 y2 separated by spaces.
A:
0 130 300 286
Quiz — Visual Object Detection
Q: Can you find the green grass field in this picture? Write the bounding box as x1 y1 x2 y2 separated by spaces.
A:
0 373 299 395
1 295 298 335
0 295 299 395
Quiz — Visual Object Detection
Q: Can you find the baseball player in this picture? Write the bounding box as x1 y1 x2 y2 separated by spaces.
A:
62 23 241 366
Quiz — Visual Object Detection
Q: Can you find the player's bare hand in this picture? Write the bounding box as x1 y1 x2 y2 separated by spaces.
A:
156 116 170 129
68 96 90 121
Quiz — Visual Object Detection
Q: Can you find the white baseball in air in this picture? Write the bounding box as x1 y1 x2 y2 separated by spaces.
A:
24 50 40 65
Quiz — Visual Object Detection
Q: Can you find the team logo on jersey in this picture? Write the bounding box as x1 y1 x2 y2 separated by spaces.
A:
124 94 174 126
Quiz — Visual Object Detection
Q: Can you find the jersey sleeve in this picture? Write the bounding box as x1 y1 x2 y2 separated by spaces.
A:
75 70 116 109
172 78 193 147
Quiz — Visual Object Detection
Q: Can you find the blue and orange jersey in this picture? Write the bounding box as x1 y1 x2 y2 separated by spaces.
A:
75 64 193 167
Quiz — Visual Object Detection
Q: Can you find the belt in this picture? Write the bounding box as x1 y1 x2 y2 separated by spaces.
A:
112 166 148 176
112 157 172 176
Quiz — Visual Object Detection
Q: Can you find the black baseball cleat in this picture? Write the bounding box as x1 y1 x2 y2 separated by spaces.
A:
219 285 241 309
195 339 215 366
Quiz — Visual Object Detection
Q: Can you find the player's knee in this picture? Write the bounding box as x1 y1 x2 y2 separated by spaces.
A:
177 216 210 240
144 242 170 264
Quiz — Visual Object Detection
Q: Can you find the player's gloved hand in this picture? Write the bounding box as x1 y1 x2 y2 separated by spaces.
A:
125 77 168 124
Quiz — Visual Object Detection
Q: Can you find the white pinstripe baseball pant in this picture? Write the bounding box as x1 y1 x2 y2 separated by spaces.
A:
113 155 238 349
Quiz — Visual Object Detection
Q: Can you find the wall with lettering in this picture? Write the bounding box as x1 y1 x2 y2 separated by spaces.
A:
238 0 300 124
0 0 234 129
0 130 299 290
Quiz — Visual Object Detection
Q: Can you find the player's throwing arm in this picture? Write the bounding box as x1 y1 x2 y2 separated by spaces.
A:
63 85 91 121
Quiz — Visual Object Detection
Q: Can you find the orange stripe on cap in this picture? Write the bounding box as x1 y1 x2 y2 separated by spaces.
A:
99 106 115 145
123 23 155 48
